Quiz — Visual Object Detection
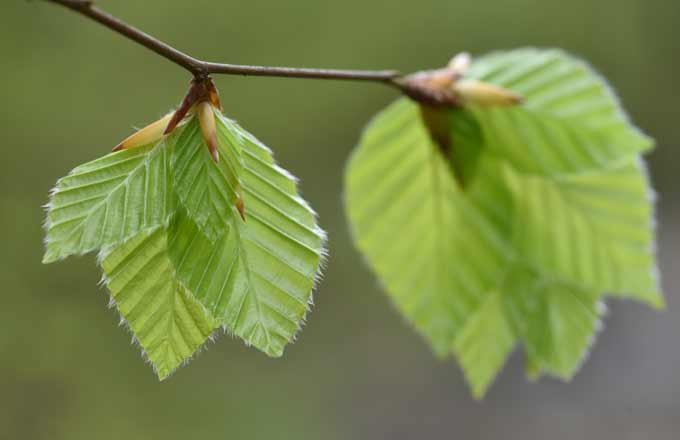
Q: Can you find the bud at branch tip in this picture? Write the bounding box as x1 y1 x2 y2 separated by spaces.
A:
113 112 173 151
453 80 523 106
197 101 219 162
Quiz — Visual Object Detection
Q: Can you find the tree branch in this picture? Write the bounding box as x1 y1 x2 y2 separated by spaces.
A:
46 0 208 74
42 0 467 106
43 0 401 83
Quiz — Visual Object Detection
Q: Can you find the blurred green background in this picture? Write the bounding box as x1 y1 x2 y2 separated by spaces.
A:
1 0 678 438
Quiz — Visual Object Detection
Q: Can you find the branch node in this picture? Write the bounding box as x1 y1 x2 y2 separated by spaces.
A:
394 74 461 108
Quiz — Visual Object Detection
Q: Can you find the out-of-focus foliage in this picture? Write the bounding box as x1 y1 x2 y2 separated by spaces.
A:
345 49 661 397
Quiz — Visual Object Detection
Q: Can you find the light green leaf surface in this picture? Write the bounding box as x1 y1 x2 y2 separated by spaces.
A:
172 110 244 240
465 48 653 175
345 47 660 398
447 108 486 185
44 140 172 263
502 265 603 380
101 226 218 380
170 115 326 357
455 49 661 307
453 290 516 398
346 99 510 357
506 158 662 307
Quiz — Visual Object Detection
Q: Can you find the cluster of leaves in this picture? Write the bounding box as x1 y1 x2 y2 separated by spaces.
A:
345 48 662 397
43 105 326 379
43 47 661 397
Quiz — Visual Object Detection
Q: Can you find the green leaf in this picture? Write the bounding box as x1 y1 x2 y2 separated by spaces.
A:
453 290 516 398
456 49 662 307
345 47 661 398
43 140 172 263
465 48 653 175
172 110 244 240
44 103 324 376
448 107 486 186
505 158 662 307
502 265 603 380
100 226 218 380
454 264 603 396
169 116 326 357
346 99 511 357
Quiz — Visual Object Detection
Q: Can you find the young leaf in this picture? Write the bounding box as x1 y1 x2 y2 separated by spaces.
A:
505 158 662 307
501 265 603 380
101 226 218 380
452 290 516 398
172 109 244 240
43 139 172 263
454 262 604 396
464 148 660 309
464 48 653 175
44 101 325 376
169 115 326 357
345 48 661 398
345 99 511 357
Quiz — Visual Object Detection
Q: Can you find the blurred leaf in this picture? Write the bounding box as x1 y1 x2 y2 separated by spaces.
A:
345 100 511 358
101 226 218 380
465 48 653 175
505 158 662 307
345 48 661 397
453 290 515 399
502 265 603 380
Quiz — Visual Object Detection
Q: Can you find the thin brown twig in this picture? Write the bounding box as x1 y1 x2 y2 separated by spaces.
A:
43 0 401 84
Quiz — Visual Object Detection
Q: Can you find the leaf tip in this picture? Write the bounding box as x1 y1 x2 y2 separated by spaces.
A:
524 355 543 381
471 387 488 401
42 246 61 265
266 346 285 358
649 293 666 310
155 367 173 382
